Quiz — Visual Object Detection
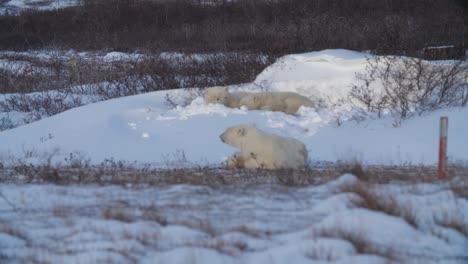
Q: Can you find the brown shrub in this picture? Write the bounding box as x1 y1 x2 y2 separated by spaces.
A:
0 0 466 55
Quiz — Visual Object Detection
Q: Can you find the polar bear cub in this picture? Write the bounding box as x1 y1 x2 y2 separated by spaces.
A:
204 86 251 108
239 92 315 114
220 125 308 170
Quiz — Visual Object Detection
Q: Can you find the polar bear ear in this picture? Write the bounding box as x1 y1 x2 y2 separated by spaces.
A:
237 127 246 137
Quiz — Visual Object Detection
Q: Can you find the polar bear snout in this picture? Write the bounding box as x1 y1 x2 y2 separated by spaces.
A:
219 133 226 143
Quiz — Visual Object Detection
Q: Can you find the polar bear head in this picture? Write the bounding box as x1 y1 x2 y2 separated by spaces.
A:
220 125 257 149
204 86 229 105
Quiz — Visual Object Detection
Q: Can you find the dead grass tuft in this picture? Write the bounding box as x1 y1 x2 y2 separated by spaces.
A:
190 239 248 256
434 210 468 237
0 220 27 241
337 160 368 180
178 219 217 237
102 206 134 223
53 204 69 218
449 175 468 199
230 225 270 238
141 204 168 226
133 232 160 247
313 227 400 262
304 244 338 261
340 181 418 228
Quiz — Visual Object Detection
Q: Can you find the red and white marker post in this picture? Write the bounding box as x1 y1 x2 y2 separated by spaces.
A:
438 116 448 180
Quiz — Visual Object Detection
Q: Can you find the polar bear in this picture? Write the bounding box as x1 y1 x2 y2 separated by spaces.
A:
225 151 261 169
220 125 308 170
204 86 251 108
239 92 315 114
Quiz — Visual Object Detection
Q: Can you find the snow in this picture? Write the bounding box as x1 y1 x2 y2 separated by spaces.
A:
0 49 467 262
1 0 78 14
1 49 467 166
0 175 466 263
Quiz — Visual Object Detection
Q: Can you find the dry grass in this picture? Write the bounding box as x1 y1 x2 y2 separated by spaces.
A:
122 229 160 247
339 181 418 228
304 244 338 261
230 225 271 239
141 204 168 226
3 157 468 187
434 211 468 237
102 206 135 223
337 160 453 184
313 227 399 262
185 238 248 256
337 160 368 180
53 204 69 218
178 219 218 237
204 239 247 256
449 176 468 199
2 150 467 187
0 220 27 241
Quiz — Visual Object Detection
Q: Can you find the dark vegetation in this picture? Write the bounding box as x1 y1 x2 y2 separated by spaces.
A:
350 56 468 120
2 154 466 186
0 0 466 129
0 52 273 130
0 0 466 55
0 52 272 94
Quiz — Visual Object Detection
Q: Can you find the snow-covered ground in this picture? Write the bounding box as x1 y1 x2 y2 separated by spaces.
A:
1 174 467 263
1 50 467 166
0 49 467 263
0 0 78 14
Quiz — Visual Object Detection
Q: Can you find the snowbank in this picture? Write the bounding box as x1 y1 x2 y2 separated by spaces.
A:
0 49 467 166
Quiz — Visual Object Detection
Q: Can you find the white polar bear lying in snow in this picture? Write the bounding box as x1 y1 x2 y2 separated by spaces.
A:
239 92 315 114
220 125 308 170
204 86 251 108
204 86 315 114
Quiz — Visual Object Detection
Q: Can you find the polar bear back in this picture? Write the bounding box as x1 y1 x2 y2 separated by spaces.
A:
228 91 251 108
239 92 315 114
220 125 308 169
252 131 307 169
